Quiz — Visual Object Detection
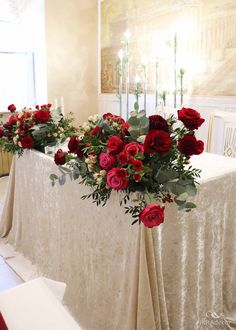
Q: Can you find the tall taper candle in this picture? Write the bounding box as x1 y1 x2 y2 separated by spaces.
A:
179 68 185 106
124 30 131 120
60 96 65 116
118 49 124 117
174 33 177 108
155 57 158 108
142 56 148 114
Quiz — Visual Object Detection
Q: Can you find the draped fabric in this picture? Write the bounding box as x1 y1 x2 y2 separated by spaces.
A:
0 150 236 329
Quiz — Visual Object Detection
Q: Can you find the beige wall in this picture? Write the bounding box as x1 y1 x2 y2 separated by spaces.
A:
45 0 98 125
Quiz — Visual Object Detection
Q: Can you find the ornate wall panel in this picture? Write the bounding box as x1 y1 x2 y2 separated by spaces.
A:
101 0 236 96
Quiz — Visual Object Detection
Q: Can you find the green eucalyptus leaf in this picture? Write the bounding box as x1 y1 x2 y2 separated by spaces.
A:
176 192 188 201
185 184 197 196
49 174 58 180
58 174 66 185
140 116 149 128
137 110 146 119
128 116 140 126
185 202 196 209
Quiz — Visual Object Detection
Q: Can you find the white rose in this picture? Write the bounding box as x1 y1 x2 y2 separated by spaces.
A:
100 170 106 176
96 177 103 184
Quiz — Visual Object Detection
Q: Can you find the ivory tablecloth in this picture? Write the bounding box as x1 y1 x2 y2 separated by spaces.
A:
0 150 236 330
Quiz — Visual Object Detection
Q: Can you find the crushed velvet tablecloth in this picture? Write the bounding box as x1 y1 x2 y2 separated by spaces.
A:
0 150 236 330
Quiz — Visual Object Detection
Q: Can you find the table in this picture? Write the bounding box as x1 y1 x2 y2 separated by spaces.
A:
0 150 236 329
0 277 81 330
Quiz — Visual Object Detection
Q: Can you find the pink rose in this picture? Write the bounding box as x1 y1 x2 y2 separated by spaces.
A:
107 136 124 154
106 168 129 190
139 204 165 228
124 142 144 156
99 152 116 170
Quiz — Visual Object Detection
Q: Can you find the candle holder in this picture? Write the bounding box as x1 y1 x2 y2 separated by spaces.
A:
134 75 142 112
178 68 185 106
118 49 124 116
123 30 131 120
141 56 148 114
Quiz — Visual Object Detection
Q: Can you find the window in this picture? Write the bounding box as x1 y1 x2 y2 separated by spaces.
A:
0 51 35 109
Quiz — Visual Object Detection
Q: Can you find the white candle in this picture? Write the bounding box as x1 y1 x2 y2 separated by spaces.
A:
118 49 124 117
60 96 65 116
155 56 158 108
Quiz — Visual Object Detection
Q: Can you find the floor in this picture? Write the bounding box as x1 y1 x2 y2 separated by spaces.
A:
0 176 24 292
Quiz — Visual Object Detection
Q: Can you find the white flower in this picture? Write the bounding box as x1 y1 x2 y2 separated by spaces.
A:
100 170 106 176
53 133 58 137
13 136 18 144
18 142 22 147
96 177 103 184
87 164 94 172
89 155 97 164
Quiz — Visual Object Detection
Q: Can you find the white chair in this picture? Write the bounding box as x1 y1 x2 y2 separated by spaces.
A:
0 277 82 330
207 111 236 157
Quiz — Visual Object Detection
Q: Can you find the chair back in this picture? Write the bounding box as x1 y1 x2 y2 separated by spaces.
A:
207 111 236 157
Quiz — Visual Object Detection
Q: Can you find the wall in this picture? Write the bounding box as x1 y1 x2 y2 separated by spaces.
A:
45 0 98 125
101 0 236 97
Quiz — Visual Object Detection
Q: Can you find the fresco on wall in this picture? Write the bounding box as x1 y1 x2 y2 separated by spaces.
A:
101 0 236 97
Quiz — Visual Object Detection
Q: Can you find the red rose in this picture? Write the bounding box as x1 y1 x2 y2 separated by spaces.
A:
124 142 144 156
99 152 116 170
68 136 84 157
107 136 123 154
133 174 142 182
103 113 114 120
34 110 51 123
8 104 16 112
54 149 67 165
91 126 102 136
178 134 204 157
21 136 33 149
144 130 172 154
7 115 17 126
129 157 143 172
139 204 165 228
117 151 128 166
0 127 4 137
178 107 205 130
149 115 169 131
106 168 129 190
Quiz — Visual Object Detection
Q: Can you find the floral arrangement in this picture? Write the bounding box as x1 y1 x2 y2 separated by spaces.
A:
50 108 205 228
0 104 77 155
